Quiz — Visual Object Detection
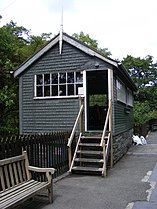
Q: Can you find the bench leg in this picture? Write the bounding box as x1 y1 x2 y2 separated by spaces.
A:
48 184 53 203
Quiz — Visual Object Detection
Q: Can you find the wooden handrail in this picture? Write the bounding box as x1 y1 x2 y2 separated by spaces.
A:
100 102 111 147
105 132 111 157
69 133 82 172
67 104 84 147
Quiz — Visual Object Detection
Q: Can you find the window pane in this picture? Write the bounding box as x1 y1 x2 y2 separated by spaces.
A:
59 73 66 83
59 85 66 96
116 80 126 103
68 84 74 95
37 86 43 97
44 74 50 84
52 85 58 96
52 73 58 84
76 72 83 83
37 74 43 85
44 86 50 96
67 72 74 83
76 84 83 95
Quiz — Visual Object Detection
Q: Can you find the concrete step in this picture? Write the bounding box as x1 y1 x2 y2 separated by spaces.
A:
74 158 104 163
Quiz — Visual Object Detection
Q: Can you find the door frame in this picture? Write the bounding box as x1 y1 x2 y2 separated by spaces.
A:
84 68 113 132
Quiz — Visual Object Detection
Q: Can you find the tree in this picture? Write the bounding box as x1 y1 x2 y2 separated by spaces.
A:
73 31 111 57
0 20 52 133
122 55 157 126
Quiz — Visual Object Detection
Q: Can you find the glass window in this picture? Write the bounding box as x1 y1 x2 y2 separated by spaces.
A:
37 86 43 97
44 86 50 96
44 74 50 85
68 84 74 95
59 73 66 83
52 73 58 84
127 89 133 106
116 79 126 103
67 72 74 83
76 72 83 83
35 71 83 98
52 85 58 96
59 85 66 96
37 75 43 85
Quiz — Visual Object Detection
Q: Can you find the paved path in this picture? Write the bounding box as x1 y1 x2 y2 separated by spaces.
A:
130 131 157 209
15 131 157 209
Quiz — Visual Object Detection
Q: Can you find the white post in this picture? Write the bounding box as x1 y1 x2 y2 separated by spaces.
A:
83 70 87 131
108 68 113 168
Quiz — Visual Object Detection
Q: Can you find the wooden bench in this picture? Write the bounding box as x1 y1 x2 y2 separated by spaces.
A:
0 151 55 209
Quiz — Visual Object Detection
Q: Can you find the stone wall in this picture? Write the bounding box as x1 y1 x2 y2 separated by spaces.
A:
113 129 133 164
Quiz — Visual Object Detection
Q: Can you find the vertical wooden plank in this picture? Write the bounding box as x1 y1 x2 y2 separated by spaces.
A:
17 161 23 182
39 133 42 168
43 133 46 168
13 162 19 184
4 165 10 188
48 133 51 168
36 134 40 167
23 151 31 180
0 167 5 190
52 133 55 176
21 160 26 181
8 164 15 187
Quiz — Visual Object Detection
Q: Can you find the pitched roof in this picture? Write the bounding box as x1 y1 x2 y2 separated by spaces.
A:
14 32 137 91
14 32 118 77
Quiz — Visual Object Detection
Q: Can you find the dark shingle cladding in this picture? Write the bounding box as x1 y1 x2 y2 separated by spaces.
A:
14 32 137 91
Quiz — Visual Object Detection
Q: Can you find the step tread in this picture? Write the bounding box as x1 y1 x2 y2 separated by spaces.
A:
81 136 109 139
77 150 103 155
72 166 103 172
81 136 102 139
74 158 104 163
79 143 101 147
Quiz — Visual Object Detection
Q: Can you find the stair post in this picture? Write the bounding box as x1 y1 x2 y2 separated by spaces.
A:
108 68 113 168
79 97 84 133
68 147 72 169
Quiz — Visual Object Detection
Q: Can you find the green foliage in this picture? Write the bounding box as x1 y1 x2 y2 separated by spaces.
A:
0 20 52 134
73 31 111 57
123 55 157 126
134 101 157 125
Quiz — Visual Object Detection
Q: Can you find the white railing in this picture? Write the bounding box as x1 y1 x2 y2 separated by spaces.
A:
67 102 84 169
100 103 111 147
101 101 112 176
69 133 82 172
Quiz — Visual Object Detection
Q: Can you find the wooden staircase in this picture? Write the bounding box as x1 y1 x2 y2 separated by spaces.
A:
67 98 112 177
69 132 111 176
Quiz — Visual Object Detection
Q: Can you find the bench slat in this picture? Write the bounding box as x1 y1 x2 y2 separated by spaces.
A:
13 163 19 185
0 151 54 208
0 155 25 167
8 164 15 187
17 162 23 183
0 180 43 203
0 181 49 209
0 167 5 190
21 161 27 181
4 165 10 189
0 180 34 198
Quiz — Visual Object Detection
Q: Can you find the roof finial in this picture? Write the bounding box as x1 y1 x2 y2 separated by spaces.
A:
59 0 63 55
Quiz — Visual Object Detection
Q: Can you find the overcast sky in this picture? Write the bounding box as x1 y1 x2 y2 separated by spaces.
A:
0 0 157 61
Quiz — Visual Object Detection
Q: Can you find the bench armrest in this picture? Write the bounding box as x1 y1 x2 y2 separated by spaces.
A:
28 166 55 174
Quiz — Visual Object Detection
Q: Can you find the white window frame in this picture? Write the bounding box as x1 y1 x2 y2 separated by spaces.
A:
34 71 83 99
116 79 126 104
126 88 133 107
